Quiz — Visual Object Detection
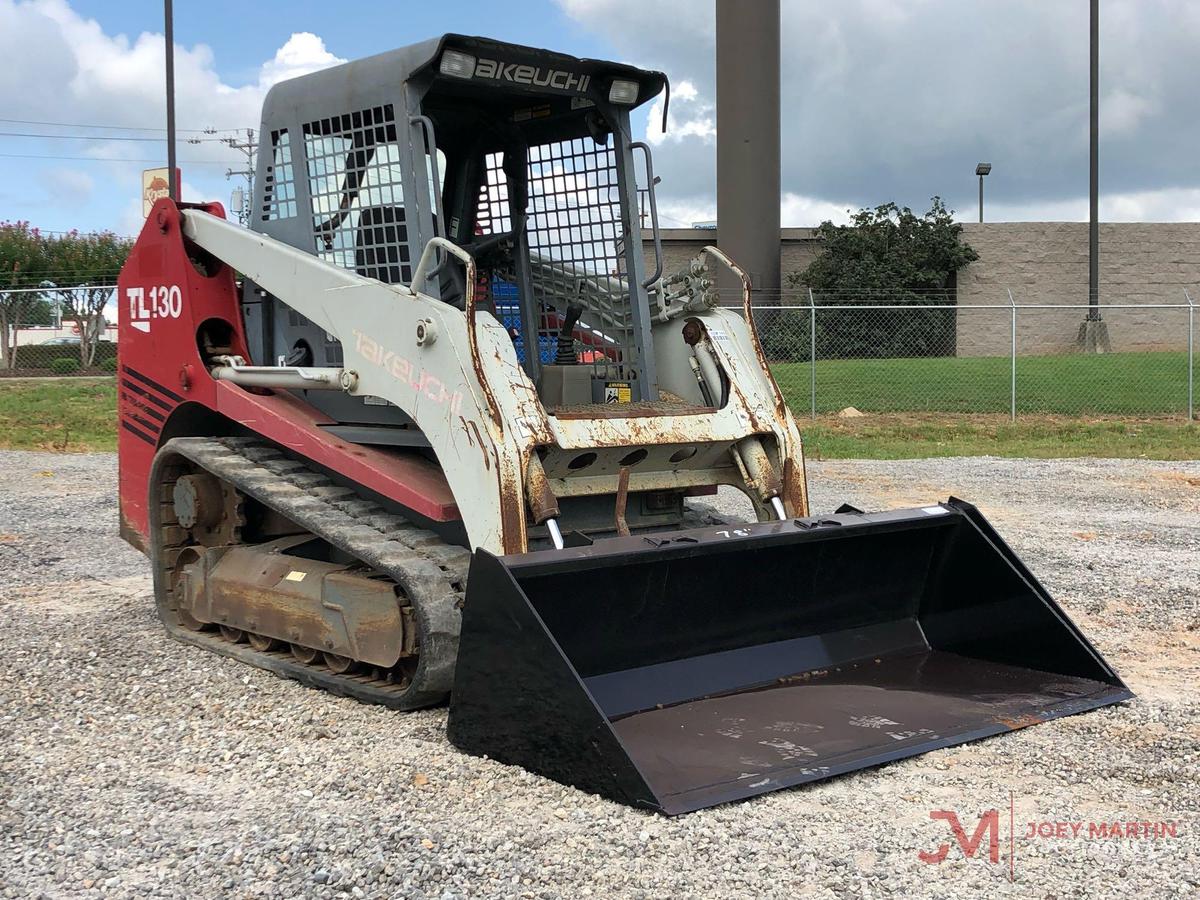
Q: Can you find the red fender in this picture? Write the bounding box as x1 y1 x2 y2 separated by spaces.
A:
116 199 458 552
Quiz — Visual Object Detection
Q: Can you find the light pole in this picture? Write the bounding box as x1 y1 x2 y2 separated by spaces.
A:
975 162 991 223
1079 0 1110 351
1088 0 1099 321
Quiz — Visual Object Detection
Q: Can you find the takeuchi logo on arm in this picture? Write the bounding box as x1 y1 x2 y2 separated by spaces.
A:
352 329 464 415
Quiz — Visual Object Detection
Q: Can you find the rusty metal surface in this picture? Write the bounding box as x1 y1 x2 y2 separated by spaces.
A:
187 540 409 669
699 245 791 425
524 453 560 524
150 437 468 710
613 467 631 537
781 455 809 519
548 467 741 498
461 253 506 433
550 400 716 420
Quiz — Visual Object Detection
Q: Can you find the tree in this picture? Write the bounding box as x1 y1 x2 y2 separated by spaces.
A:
0 220 48 370
20 297 56 327
45 230 133 366
787 198 979 359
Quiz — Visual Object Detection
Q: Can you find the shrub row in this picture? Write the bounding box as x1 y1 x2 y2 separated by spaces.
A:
756 301 958 361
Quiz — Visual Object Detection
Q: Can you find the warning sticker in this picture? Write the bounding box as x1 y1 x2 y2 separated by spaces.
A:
604 382 632 403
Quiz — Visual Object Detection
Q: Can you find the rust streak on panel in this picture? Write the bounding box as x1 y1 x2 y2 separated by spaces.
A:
462 258 505 433
614 466 631 537
524 453 560 524
497 457 528 555
782 455 810 518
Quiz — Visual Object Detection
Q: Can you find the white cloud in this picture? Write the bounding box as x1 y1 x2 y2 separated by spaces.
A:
256 32 346 89
0 1 345 232
558 0 1200 223
646 80 713 147
7 2 344 132
656 192 856 228
780 193 854 227
989 187 1200 223
1101 88 1158 138
674 81 699 102
39 167 93 206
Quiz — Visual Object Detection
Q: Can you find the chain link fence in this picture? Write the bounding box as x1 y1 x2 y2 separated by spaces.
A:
3 281 1196 423
1 341 117 375
747 289 1196 421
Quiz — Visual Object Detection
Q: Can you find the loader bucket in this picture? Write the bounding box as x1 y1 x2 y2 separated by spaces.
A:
448 499 1130 815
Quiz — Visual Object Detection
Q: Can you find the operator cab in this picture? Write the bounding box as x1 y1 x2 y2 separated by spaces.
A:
242 35 668 445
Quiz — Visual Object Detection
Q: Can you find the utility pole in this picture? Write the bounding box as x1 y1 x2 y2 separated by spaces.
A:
164 0 177 200
716 0 781 311
225 128 257 225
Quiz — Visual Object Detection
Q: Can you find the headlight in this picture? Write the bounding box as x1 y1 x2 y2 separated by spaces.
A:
439 50 476 79
608 79 639 105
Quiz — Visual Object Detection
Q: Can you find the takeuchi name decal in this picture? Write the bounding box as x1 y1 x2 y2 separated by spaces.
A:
353 329 463 414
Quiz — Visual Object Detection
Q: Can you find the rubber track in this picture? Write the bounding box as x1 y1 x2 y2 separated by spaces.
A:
149 436 470 710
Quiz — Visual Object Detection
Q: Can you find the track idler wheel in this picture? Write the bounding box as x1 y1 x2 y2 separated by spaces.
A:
171 548 208 632
290 643 320 664
247 633 281 652
220 626 247 643
323 652 359 674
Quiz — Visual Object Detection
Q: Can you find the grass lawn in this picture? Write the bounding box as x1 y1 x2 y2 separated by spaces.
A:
771 350 1193 416
0 375 1194 460
800 413 1199 461
0 378 118 452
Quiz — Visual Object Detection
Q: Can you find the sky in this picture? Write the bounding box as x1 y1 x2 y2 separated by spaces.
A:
1 0 1198 239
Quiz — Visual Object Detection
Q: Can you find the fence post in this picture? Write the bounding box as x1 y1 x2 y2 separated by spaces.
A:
1007 288 1017 422
1187 288 1195 421
808 288 817 420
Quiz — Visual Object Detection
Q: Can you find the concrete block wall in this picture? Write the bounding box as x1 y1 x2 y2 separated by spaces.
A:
643 228 821 304
646 222 1200 357
956 222 1199 356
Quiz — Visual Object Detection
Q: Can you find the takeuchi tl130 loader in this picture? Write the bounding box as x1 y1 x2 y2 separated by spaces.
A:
116 35 1130 814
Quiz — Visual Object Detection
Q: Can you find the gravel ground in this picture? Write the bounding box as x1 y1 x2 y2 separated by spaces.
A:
1 450 1197 899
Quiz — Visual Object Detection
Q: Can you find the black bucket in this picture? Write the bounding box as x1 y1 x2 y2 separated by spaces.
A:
448 499 1130 815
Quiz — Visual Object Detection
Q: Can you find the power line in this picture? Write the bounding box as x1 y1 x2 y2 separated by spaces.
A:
0 117 247 134
0 130 234 143
0 152 229 165
0 285 122 294
4 273 126 279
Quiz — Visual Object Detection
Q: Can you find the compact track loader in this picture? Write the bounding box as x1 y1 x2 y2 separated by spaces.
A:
117 35 1129 814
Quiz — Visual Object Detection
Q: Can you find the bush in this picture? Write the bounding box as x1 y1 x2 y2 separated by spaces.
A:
788 198 975 360
50 357 80 374
759 308 812 362
100 357 118 373
758 302 957 362
92 341 118 364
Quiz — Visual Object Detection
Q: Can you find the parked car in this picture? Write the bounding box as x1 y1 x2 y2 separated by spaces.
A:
33 334 118 366
39 336 115 346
